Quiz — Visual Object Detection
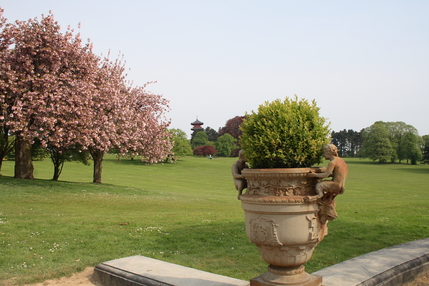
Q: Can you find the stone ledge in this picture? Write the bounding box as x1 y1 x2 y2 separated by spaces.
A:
313 238 429 286
93 238 429 286
93 255 250 286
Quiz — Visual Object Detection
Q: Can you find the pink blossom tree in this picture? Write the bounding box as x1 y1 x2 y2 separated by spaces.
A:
83 56 172 183
0 10 173 181
119 85 173 164
0 8 15 172
0 11 96 178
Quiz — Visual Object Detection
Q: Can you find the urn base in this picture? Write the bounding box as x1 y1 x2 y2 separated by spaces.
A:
250 265 322 286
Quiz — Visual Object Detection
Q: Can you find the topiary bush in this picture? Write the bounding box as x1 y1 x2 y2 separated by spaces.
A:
240 96 330 168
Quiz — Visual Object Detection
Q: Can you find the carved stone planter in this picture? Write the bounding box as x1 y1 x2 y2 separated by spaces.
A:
240 168 327 286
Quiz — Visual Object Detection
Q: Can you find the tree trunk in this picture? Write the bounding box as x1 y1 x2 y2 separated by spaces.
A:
90 148 104 183
0 128 14 172
14 136 34 179
50 150 64 181
53 163 61 181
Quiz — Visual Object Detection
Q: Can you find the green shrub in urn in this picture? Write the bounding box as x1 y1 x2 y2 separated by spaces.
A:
240 96 330 168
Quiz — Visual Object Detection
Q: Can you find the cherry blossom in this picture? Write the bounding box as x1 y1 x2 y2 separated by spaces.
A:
0 10 172 181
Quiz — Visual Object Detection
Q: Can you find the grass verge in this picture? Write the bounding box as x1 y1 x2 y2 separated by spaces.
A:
0 156 429 284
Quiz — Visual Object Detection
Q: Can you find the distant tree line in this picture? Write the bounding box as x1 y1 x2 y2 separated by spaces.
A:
359 121 424 164
332 121 429 165
331 129 363 158
177 117 429 165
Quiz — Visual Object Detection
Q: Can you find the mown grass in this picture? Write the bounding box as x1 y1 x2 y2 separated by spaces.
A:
1 156 429 285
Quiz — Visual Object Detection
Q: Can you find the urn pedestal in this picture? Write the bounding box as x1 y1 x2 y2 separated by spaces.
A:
240 168 327 286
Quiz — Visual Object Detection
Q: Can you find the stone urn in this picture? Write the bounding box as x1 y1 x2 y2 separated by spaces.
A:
240 168 328 286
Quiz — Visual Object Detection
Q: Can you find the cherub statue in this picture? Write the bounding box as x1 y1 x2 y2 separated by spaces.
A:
308 144 348 223
232 149 249 199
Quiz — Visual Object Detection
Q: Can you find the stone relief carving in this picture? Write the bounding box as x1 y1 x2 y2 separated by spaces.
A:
306 214 319 241
249 216 283 247
245 176 318 197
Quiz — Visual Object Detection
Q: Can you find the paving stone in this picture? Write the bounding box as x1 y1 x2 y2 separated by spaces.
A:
94 255 250 286
313 238 429 286
93 238 429 286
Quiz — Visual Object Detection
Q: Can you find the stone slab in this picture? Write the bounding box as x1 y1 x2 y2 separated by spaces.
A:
93 238 429 286
312 238 429 286
93 255 250 286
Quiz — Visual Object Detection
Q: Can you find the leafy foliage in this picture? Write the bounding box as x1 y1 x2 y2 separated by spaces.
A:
359 121 423 164
204 126 219 142
193 145 217 156
31 139 49 161
215 133 237 157
240 96 330 168
191 131 208 149
170 128 193 157
331 129 363 157
422 135 429 164
385 121 420 163
0 127 14 171
398 132 422 164
219 116 245 139
47 144 90 181
359 122 393 163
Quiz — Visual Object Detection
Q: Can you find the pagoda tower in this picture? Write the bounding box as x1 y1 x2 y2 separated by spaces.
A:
191 118 204 132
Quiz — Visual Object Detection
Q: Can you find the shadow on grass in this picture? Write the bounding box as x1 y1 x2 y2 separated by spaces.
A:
0 175 146 195
392 166 429 174
344 159 376 165
104 157 183 167
152 216 429 275
147 220 265 279
345 159 429 171
344 159 401 165
104 157 152 166
0 175 115 186
308 217 429 272
149 214 429 278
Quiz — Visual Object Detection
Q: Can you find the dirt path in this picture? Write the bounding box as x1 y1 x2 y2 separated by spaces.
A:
403 273 429 286
23 268 100 286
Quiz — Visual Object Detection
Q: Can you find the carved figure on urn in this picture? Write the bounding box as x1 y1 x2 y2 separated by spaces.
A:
308 144 348 223
232 149 249 199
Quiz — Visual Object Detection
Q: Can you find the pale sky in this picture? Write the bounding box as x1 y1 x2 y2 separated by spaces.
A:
2 1 428 138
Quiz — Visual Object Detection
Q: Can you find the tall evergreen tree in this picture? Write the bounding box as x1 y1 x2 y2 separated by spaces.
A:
204 126 219 142
331 129 362 157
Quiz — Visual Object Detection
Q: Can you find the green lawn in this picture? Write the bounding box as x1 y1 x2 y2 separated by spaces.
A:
1 156 429 285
